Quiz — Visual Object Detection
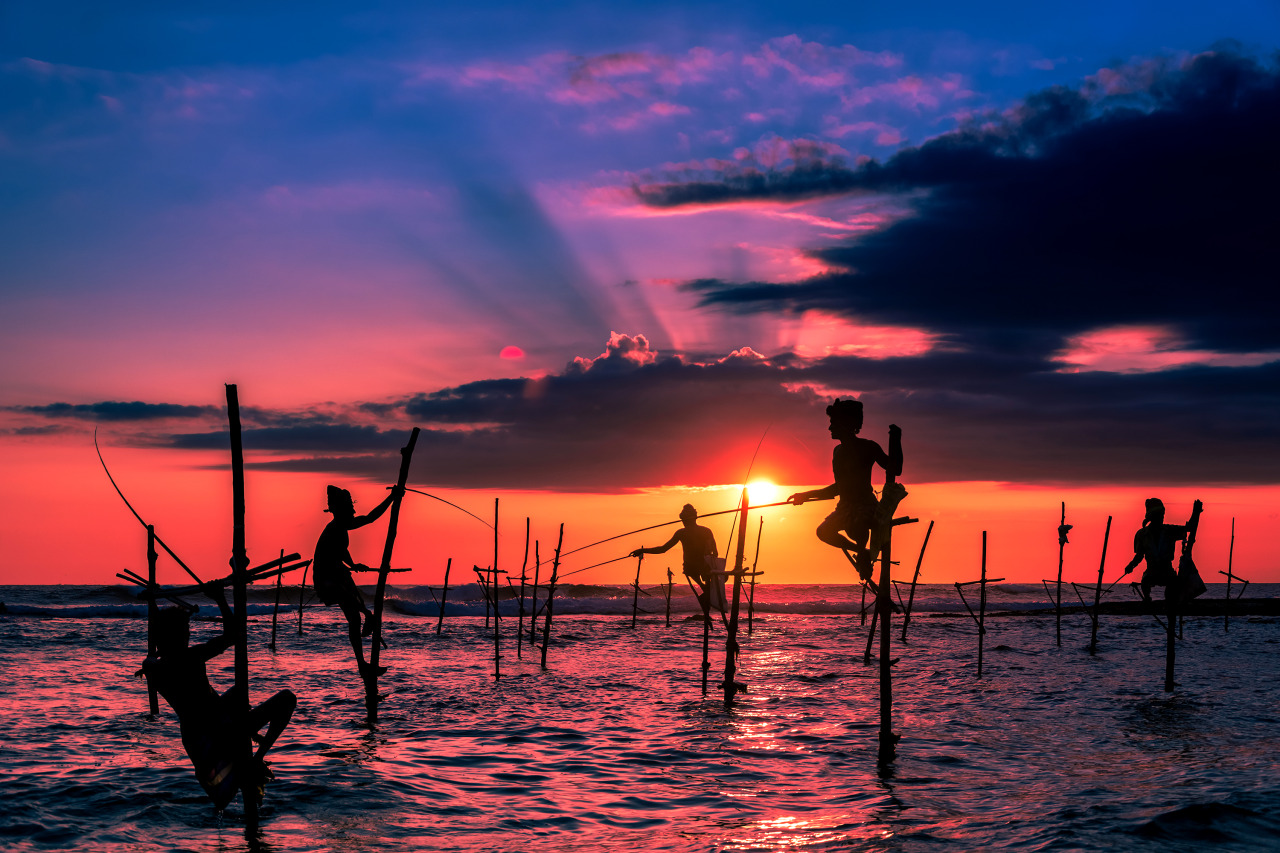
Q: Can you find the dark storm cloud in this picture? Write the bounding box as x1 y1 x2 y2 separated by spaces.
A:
656 49 1280 354
167 423 401 452
249 333 1280 488
16 401 220 421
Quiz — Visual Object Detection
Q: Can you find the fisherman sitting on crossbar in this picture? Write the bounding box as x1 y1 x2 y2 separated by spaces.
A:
631 504 726 619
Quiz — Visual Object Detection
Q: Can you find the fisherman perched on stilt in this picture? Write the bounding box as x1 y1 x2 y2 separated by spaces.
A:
1122 498 1203 603
788 399 903 580
140 584 296 810
313 484 402 679
631 504 725 619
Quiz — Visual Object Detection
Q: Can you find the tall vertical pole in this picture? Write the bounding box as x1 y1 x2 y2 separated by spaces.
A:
665 568 673 627
367 428 419 719
977 531 987 678
1088 516 1112 656
436 557 451 635
631 554 643 629
722 490 749 707
297 563 308 635
1224 518 1235 633
539 525 563 671
747 518 763 635
225 384 257 823
269 548 283 651
877 507 895 762
1055 502 1067 647
517 518 529 657
900 519 934 643
146 525 159 716
529 543 541 645
492 498 500 679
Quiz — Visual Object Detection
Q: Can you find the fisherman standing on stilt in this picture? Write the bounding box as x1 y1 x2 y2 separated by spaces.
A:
1122 498 1203 602
631 504 725 619
313 484 402 679
788 399 903 580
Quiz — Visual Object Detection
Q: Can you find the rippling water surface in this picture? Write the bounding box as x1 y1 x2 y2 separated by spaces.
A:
3 584 1279 851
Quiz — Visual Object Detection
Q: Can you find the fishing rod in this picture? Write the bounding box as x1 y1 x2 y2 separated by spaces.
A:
394 487 495 530
721 425 771 562
558 498 798 562
95 430 205 586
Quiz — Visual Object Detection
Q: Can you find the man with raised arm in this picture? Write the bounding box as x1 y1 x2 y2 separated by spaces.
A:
788 398 903 581
630 504 725 617
313 484 402 678
1122 498 1203 602
141 586 296 810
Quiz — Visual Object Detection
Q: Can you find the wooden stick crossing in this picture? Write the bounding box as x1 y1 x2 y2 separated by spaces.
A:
899 519 933 643
1089 516 1112 656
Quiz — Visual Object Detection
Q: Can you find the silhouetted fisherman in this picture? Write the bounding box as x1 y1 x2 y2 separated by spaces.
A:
140 586 295 809
631 504 725 618
1122 498 1203 602
313 484 401 678
788 398 902 580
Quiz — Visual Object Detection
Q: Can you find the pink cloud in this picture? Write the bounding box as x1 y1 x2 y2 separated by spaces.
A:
821 118 903 146
842 73 970 111
570 331 660 371
1053 325 1280 373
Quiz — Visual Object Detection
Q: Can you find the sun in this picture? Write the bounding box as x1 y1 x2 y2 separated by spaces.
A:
747 479 783 506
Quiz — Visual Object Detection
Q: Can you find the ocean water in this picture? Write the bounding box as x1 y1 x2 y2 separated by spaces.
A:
2 582 1279 851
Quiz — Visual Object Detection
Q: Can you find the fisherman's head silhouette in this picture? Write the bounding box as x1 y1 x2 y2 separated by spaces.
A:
154 606 191 654
679 504 698 525
325 485 355 519
1144 498 1165 525
826 398 864 440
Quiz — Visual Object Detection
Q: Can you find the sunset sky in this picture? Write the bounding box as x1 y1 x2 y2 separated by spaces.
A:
2 2 1278 587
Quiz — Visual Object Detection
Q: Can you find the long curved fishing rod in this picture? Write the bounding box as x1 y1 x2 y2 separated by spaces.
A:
558 498 798 565
396 487 495 530
94 430 204 585
721 425 772 562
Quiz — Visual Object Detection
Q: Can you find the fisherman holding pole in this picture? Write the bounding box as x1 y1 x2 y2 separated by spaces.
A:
312 484 403 678
140 583 296 810
787 399 902 580
1121 498 1202 602
630 504 725 618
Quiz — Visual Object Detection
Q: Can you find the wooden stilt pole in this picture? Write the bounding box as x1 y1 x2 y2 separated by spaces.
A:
529 542 541 645
366 428 419 720
665 568 673 627
978 532 987 678
700 581 711 696
436 558 451 635
631 554 643 629
876 482 901 764
747 517 762 636
225 385 257 823
900 519 933 643
863 607 878 664
1055 503 1067 648
1225 518 1236 633
297 562 308 635
269 548 283 651
146 525 159 717
1088 516 1112 656
722 490 749 707
860 582 868 625
517 518 529 657
492 498 500 679
539 525 563 671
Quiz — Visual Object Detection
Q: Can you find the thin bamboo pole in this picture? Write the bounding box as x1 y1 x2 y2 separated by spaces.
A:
493 498 500 679
436 558 451 635
747 517 762 636
539 525 563 671
722 490 749 707
631 554 642 629
1055 503 1067 647
863 606 878 664
900 519 934 643
665 568 673 627
297 562 308 635
1088 516 1112 656
146 525 159 716
225 384 257 823
269 548 283 652
978 532 987 678
877 465 900 764
366 428 419 718
860 582 868 625
1225 518 1236 633
529 542 541 645
517 518 529 658
700 576 711 695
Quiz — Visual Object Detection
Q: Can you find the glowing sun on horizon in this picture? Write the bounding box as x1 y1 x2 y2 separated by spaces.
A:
747 479 783 505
